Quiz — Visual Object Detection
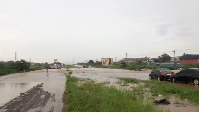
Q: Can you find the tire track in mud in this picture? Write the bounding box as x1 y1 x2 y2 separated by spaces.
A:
0 83 52 112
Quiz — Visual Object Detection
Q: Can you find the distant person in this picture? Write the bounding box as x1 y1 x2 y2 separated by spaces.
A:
46 66 49 73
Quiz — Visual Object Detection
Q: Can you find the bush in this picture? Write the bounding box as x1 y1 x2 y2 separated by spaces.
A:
0 60 45 76
127 64 137 70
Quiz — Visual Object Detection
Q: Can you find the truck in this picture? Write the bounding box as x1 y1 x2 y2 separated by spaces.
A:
55 63 62 69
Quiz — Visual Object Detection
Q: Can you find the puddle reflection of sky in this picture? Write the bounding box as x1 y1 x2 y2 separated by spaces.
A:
0 82 39 107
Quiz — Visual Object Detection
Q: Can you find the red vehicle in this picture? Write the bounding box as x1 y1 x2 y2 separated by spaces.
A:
56 65 61 69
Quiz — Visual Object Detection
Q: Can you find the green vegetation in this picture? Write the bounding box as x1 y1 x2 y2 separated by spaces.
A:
120 78 199 105
158 53 171 62
65 75 198 112
29 65 45 71
65 75 157 112
144 80 199 104
119 77 140 84
0 60 45 76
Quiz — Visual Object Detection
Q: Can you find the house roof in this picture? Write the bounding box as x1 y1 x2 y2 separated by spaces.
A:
180 54 199 60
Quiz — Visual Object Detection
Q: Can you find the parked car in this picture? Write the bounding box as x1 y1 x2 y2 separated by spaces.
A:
49 65 56 69
149 68 175 81
170 68 199 85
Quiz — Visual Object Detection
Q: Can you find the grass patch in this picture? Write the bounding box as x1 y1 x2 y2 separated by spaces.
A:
29 65 45 71
119 77 199 105
144 80 199 104
119 77 140 84
65 75 157 112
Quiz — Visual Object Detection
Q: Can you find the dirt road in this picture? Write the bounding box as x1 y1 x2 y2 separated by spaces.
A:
0 69 66 112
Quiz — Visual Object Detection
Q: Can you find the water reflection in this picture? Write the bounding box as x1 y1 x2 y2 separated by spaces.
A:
0 82 39 107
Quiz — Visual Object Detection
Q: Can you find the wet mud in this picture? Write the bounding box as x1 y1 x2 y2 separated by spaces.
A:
0 69 66 112
0 83 51 112
0 82 39 107
156 95 199 112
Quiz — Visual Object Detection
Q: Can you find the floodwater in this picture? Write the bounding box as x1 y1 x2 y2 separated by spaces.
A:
0 69 66 112
71 67 152 80
71 68 199 90
0 82 39 107
70 68 151 89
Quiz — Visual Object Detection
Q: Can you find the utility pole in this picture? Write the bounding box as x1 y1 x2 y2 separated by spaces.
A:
15 52 17 62
172 50 176 65
73 58 74 65
126 52 127 58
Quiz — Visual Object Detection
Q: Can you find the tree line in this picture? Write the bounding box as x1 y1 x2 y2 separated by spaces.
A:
0 60 46 76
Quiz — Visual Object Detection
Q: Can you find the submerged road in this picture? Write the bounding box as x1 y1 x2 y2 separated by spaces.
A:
0 69 66 112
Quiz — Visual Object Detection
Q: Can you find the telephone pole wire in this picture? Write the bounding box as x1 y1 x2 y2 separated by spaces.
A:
15 52 17 62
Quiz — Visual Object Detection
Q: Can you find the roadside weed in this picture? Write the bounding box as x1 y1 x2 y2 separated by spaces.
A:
65 75 157 112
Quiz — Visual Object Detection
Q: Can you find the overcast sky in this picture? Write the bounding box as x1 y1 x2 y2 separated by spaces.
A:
0 0 199 64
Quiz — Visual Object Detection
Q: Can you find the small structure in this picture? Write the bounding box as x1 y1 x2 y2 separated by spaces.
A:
54 59 58 63
171 56 181 62
180 54 199 65
102 58 113 66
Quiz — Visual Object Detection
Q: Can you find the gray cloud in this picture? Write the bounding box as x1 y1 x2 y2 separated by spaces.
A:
0 0 198 63
156 24 172 36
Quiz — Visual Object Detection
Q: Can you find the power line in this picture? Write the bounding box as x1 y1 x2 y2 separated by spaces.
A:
15 52 17 62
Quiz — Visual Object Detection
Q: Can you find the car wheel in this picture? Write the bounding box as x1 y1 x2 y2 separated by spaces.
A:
172 78 176 83
194 79 199 85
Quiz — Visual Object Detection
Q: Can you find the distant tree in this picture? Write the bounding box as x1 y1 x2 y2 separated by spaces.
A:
0 61 5 69
94 61 102 65
158 53 171 62
88 60 94 64
20 60 30 71
6 61 15 68
135 60 143 65
120 62 127 68
44 62 48 67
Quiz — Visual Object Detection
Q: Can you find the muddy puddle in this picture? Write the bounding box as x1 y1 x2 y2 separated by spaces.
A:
0 82 39 107
0 69 66 112
71 68 151 80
